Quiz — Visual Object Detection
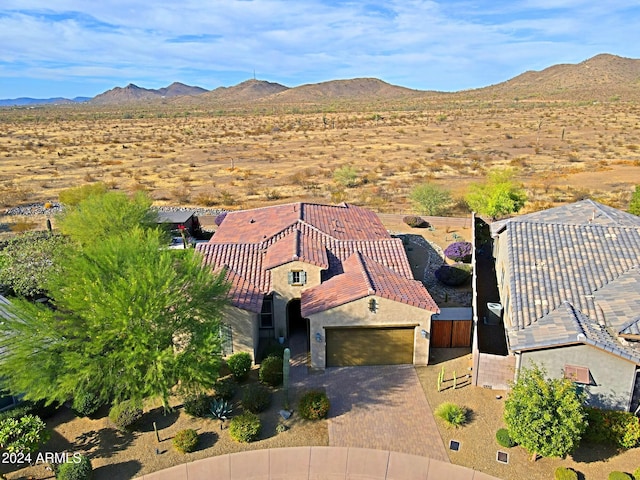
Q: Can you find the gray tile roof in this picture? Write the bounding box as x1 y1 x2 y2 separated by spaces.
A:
498 200 640 364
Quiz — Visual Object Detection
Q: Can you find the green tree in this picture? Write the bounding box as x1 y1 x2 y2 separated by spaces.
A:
0 194 230 410
629 185 640 216
56 190 157 247
504 365 587 461
0 414 50 454
0 232 67 297
409 183 452 215
58 182 108 206
466 168 526 219
333 165 359 188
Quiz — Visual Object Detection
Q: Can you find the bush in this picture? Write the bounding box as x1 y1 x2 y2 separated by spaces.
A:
72 389 104 417
555 467 578 480
444 241 473 263
609 472 632 480
213 376 237 400
173 428 199 453
434 263 473 286
0 414 50 454
259 356 283 387
435 402 467 428
229 412 261 443
298 390 330 420
633 467 640 480
403 215 429 228
262 343 286 360
108 400 143 430
496 428 516 448
227 352 252 380
242 384 271 413
583 407 640 448
183 393 211 418
55 454 92 480
214 211 227 226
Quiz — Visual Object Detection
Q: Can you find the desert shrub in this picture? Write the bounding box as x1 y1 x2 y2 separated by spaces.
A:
213 376 237 400
227 352 252 380
583 407 640 448
183 393 211 417
262 343 286 360
173 428 199 453
444 241 473 263
496 428 516 448
298 390 330 420
214 211 227 226
554 467 578 480
0 414 50 454
435 402 467 428
229 412 261 443
275 423 287 434
72 389 104 417
608 472 632 480
434 263 473 286
259 356 283 387
55 454 92 480
242 384 271 413
633 467 640 480
403 215 429 228
108 400 143 430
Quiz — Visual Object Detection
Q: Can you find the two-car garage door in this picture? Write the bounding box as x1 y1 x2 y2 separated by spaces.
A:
326 327 415 367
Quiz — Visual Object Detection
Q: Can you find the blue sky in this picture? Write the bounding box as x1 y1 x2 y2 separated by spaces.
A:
0 0 638 98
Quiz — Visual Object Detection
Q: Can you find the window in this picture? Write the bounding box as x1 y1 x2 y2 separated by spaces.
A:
260 295 274 328
288 270 307 286
564 365 591 384
219 324 233 356
369 298 377 313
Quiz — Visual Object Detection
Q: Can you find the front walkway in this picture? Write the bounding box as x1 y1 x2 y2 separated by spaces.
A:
288 332 449 460
136 447 501 480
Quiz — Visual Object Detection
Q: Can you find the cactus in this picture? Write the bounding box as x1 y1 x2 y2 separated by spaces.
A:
453 370 457 390
283 348 291 410
437 366 445 392
46 218 52 233
208 398 232 429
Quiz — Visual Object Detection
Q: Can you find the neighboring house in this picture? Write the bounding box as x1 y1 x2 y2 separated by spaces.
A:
156 210 200 236
491 199 640 411
197 202 439 369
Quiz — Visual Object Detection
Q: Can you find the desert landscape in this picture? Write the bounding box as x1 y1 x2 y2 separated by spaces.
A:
1 54 640 229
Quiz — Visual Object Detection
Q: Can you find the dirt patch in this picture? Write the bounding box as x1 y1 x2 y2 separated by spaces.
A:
417 349 640 480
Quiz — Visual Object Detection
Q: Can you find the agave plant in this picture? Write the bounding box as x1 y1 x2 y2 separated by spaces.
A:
208 398 233 429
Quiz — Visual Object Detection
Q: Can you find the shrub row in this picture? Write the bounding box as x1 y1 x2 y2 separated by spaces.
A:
583 407 640 449
435 263 472 286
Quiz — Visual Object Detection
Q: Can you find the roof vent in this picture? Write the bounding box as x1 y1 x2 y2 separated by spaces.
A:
577 333 586 341
250 219 255 223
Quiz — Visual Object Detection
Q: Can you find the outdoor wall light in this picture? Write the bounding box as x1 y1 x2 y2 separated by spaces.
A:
420 329 428 339
315 332 323 343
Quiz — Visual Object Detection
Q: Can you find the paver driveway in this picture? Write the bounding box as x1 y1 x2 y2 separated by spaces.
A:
290 334 449 461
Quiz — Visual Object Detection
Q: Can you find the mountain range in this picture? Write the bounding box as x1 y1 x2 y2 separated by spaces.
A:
1 54 639 107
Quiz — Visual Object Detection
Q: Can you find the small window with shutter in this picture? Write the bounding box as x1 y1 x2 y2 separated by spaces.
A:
288 270 306 286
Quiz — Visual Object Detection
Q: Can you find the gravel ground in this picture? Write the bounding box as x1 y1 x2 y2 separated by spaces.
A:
417 349 640 480
0 370 328 480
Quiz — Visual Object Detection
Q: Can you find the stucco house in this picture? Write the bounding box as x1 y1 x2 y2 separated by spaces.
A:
196 202 439 369
491 199 640 412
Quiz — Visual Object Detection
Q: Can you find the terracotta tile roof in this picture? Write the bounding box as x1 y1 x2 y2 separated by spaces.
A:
496 200 640 364
264 229 329 270
301 252 439 317
196 203 437 315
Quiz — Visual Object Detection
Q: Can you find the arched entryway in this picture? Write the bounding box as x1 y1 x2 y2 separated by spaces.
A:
287 299 309 352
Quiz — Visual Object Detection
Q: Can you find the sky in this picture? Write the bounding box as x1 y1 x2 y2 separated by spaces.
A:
0 1 639 99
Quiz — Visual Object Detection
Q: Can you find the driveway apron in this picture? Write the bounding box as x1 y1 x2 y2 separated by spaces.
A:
289 333 449 461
